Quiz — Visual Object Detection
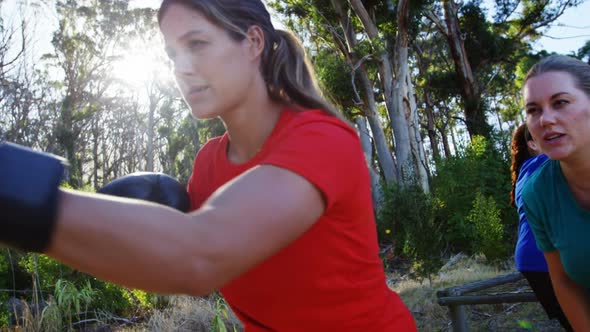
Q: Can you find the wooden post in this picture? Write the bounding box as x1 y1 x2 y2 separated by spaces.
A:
449 289 468 332
452 272 525 295
436 272 533 332
438 292 538 306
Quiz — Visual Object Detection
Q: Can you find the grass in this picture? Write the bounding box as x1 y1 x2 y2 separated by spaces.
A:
126 255 563 331
125 294 243 332
7 256 565 331
391 255 566 331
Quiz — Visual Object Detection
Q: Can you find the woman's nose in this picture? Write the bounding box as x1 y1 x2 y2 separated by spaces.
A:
173 54 195 77
539 107 557 126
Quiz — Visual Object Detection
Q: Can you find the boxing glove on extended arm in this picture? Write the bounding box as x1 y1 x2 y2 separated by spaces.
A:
0 142 67 252
98 172 190 212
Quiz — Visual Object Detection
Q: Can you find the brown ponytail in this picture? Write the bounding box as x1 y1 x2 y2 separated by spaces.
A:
262 30 342 117
509 123 534 208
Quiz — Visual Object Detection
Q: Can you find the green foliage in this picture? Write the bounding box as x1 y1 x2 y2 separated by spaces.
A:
432 134 516 259
210 297 228 332
0 251 8 327
377 183 444 281
197 118 226 146
19 254 74 290
518 319 534 329
0 304 8 329
577 40 590 63
313 49 362 119
88 281 136 315
124 289 154 311
12 253 148 317
158 106 201 184
514 51 552 90
376 134 516 275
377 134 515 274
0 250 8 289
0 250 151 328
209 293 239 332
52 279 96 329
467 192 509 261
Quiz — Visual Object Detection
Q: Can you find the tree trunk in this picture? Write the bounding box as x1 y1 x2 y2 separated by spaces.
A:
58 94 82 188
146 98 156 172
405 69 430 192
356 117 383 209
359 66 398 185
442 0 489 139
450 123 459 154
350 0 429 190
393 0 429 191
91 113 100 190
330 0 397 184
424 91 441 161
439 124 452 158
349 0 412 184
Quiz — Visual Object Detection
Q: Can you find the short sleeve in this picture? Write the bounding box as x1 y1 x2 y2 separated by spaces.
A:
187 136 224 211
522 185 556 253
260 120 363 209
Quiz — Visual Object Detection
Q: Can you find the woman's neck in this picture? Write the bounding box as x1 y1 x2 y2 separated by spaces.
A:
221 77 284 165
561 153 590 209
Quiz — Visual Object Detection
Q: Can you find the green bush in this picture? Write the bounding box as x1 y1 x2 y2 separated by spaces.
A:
467 191 510 261
51 279 96 329
0 293 9 328
431 134 516 258
0 250 9 289
16 253 148 316
377 182 444 282
376 133 516 270
19 253 75 290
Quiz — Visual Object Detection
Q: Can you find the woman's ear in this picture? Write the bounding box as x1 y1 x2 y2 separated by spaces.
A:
243 25 265 59
527 139 540 154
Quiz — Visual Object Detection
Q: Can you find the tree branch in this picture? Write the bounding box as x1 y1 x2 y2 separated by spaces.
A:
425 10 448 37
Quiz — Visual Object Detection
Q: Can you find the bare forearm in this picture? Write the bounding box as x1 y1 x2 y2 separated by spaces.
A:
553 277 590 331
47 189 207 295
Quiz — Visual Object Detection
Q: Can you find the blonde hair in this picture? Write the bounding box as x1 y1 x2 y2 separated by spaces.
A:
158 0 342 119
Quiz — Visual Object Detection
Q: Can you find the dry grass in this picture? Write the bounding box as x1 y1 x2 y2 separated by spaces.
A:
391 255 565 331
118 255 564 331
11 256 562 331
122 295 242 332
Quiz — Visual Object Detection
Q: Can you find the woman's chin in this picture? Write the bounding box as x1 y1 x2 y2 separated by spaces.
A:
544 148 570 162
190 107 219 120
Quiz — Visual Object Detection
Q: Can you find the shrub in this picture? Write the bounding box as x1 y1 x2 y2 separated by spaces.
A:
377 182 444 282
17 253 146 316
432 134 516 258
467 191 510 261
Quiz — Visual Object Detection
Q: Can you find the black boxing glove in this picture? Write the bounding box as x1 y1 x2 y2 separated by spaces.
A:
98 172 190 212
0 142 67 252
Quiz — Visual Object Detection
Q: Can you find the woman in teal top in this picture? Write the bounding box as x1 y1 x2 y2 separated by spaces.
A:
522 55 590 331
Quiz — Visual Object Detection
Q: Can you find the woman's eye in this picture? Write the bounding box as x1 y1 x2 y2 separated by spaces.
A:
553 99 569 108
188 40 205 51
526 107 539 114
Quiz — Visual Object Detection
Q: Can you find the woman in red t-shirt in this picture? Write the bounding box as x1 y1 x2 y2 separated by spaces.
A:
0 0 416 330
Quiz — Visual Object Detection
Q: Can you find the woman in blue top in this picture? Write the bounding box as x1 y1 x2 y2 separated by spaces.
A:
510 123 571 330
522 55 590 331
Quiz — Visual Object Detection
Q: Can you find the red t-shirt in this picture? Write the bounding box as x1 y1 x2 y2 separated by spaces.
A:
188 108 416 331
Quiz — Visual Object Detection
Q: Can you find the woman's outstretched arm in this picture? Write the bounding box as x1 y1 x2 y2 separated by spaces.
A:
48 165 324 296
